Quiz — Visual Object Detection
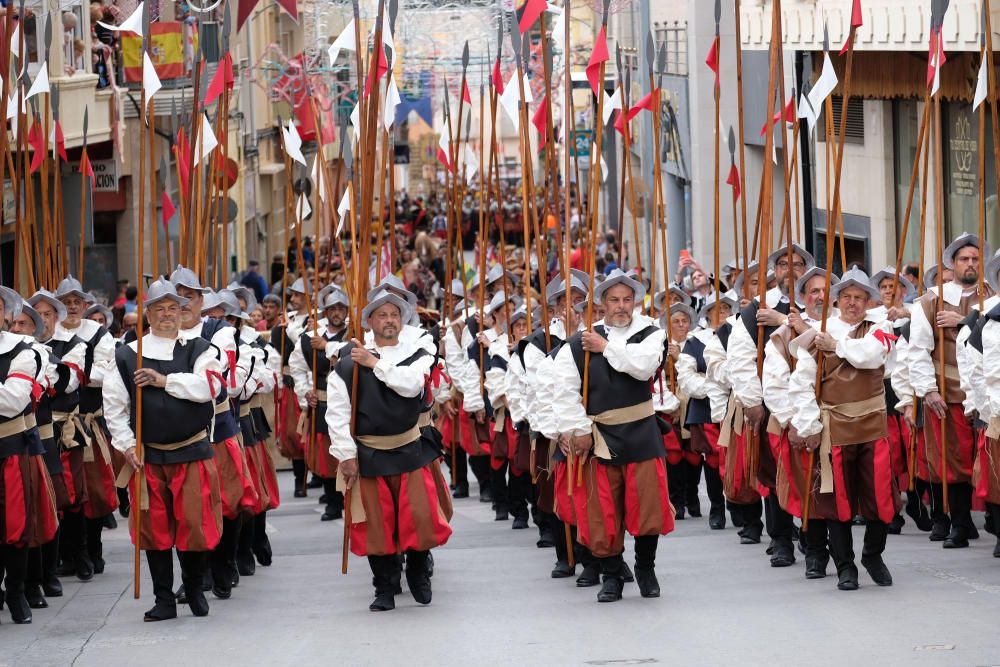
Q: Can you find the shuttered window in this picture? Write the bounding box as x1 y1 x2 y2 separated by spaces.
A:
820 95 865 145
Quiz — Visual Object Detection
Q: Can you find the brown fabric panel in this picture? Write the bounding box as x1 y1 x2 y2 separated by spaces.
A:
245 444 272 511
923 412 974 483
808 451 840 520
917 291 983 404
429 461 454 522
133 463 173 551
358 476 391 555
757 424 778 490
580 463 617 558
213 440 246 517
180 462 208 551
62 447 88 508
724 432 762 504
631 459 666 536
81 442 117 517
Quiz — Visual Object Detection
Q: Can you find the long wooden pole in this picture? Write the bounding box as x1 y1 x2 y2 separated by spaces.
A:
133 54 148 601
712 32 721 326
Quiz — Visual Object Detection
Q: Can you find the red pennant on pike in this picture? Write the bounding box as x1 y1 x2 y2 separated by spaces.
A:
726 163 741 201
492 59 504 94
80 152 95 190
532 95 548 148
204 52 235 105
586 26 609 97
161 191 176 234
705 38 719 90
28 120 44 173
516 0 547 35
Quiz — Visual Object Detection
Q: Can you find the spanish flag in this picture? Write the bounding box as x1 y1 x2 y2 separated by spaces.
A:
122 22 191 83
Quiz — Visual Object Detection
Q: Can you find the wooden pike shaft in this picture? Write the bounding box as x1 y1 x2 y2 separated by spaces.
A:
583 59 608 407
79 147 88 277
983 2 1000 309
805 21 859 532
134 71 147 601
933 89 949 511
712 34 721 327
734 0 750 291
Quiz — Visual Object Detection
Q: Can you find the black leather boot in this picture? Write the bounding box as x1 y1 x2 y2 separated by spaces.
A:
704 464 726 529
549 516 574 578
24 548 47 608
943 483 972 549
117 487 131 518
633 535 660 598
928 483 950 541
469 455 492 503
321 479 343 521
827 521 858 591
292 459 307 497
738 500 764 544
509 472 530 529
684 459 703 518
86 517 106 574
575 544 599 587
4 546 32 623
860 520 892 586
404 550 433 605
368 555 398 611
989 504 1000 558
252 512 273 566
491 463 510 520
236 514 256 576
177 551 210 617
536 512 556 548
210 518 240 599
41 533 62 597
144 550 178 621
596 555 625 603
451 447 469 497
765 495 796 566
666 461 685 520
804 519 829 579
903 481 932 531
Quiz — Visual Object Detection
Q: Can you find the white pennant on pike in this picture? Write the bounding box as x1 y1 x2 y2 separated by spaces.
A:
805 52 837 131
328 18 356 65
295 193 311 223
603 88 622 127
384 77 401 131
499 72 533 131
973 51 988 111
463 144 478 184
194 112 218 166
282 120 307 166
350 102 361 140
97 1 144 37
311 155 326 202
143 52 162 108
335 184 352 235
25 64 49 100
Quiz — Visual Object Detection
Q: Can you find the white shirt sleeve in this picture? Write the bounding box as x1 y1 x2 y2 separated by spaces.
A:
552 343 591 437
289 341 312 410
704 332 730 389
0 347 37 417
522 343 547 434
676 350 708 399
907 299 939 398
834 322 891 370
325 364 356 461
372 350 433 398
102 358 135 452
603 327 666 381
87 330 116 388
761 340 794 427
983 321 1000 419
165 346 222 403
726 321 763 408
59 341 87 394
955 325 977 417
484 341 509 409
788 345 821 437
890 336 914 410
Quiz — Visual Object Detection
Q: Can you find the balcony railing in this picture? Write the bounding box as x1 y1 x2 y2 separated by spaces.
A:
654 21 688 77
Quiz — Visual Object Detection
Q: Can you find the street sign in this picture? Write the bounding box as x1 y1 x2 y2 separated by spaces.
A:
571 130 593 157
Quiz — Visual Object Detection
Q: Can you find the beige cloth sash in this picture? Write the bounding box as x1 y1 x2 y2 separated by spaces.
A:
590 400 655 461
0 415 30 439
114 430 210 511
493 406 507 433
214 401 231 416
417 412 432 429
717 397 745 449
818 395 888 493
357 424 421 451
250 394 263 409
986 416 1000 440
336 470 367 523
83 411 112 467
767 415 783 437
37 423 54 441
239 403 252 419
53 408 91 455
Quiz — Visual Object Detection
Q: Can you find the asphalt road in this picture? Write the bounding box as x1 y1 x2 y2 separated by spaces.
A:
4 471 999 667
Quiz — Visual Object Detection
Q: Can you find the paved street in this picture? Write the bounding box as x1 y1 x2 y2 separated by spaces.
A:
4 471 1000 667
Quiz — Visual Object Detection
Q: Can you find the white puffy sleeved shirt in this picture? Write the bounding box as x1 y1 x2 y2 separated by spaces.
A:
325 337 435 462
551 315 666 438
103 333 221 453
59 319 115 388
0 333 40 417
788 317 894 438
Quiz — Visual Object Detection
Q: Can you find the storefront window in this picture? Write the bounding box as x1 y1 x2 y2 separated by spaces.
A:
892 100 923 263
945 104 998 249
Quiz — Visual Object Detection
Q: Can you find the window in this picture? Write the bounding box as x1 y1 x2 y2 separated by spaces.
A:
820 95 864 145
892 100 922 264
